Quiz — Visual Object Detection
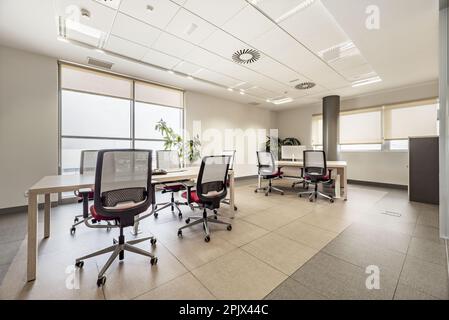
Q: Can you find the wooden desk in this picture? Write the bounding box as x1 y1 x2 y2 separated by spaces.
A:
275 160 348 201
25 168 235 282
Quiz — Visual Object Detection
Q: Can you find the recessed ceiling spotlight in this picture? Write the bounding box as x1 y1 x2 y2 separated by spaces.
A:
272 97 293 105
57 36 69 43
232 49 261 64
185 23 198 36
239 91 245 95
227 88 234 92
266 99 271 103
295 82 316 90
352 76 382 87
167 70 174 74
186 75 194 80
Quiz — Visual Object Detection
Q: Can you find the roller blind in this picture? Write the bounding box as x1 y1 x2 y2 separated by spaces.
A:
135 81 184 108
384 99 438 140
339 108 382 144
311 114 323 146
61 65 132 99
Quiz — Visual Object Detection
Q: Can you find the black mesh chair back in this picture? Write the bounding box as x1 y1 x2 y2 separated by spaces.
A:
156 150 180 170
94 149 153 227
196 156 231 208
80 150 98 175
303 150 327 178
256 151 276 176
222 150 236 170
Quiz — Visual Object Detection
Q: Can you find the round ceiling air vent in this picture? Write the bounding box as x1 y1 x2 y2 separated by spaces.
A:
232 49 260 64
295 82 316 90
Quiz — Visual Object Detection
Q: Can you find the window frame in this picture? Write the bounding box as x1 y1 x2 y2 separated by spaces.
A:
58 62 184 200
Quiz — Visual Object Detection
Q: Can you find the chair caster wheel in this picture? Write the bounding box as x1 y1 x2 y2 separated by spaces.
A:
75 261 84 268
150 257 158 265
254 190 257 193
178 213 183 219
265 193 268 196
154 213 158 218
97 276 106 287
177 230 182 237
214 215 218 220
74 217 79 223
92 219 97 224
309 198 314 202
113 238 118 244
150 238 157 246
330 199 334 203
185 218 190 224
204 236 210 243
281 192 284 196
227 225 232 231
70 227 76 235
234 206 238 211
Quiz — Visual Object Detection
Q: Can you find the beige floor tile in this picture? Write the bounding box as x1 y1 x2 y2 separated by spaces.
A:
242 233 318 275
135 273 215 300
298 210 352 233
162 232 237 270
213 219 269 247
275 220 338 250
101 242 188 300
192 249 287 300
242 208 303 231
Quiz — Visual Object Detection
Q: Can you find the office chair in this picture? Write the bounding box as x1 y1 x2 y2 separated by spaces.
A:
70 150 111 234
74 149 158 287
221 150 237 211
177 155 232 242
153 150 188 218
298 150 334 203
254 151 284 196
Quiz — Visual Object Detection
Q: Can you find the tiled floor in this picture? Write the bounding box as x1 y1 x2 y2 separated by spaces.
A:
0 178 447 300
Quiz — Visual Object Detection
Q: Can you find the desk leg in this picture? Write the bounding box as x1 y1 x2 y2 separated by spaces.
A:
229 170 236 214
27 192 38 282
44 193 51 238
343 167 348 201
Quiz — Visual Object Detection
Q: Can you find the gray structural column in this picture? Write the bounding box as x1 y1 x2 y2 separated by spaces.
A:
322 95 340 161
439 0 448 240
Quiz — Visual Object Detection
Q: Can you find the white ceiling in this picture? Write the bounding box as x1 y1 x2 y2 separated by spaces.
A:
0 0 439 110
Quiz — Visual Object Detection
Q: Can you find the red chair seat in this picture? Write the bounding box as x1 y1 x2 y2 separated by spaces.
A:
90 205 116 221
163 184 184 192
305 174 330 181
181 191 201 203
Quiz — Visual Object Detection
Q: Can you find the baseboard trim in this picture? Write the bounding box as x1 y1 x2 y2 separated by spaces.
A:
348 179 408 190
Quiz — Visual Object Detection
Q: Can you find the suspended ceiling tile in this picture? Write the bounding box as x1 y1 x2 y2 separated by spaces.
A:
111 13 161 47
94 0 122 10
152 32 196 59
141 48 181 69
55 0 116 32
104 35 149 60
328 52 367 72
195 69 242 87
279 0 349 54
245 56 308 84
119 0 180 30
183 46 225 68
200 28 248 59
165 8 217 45
183 0 247 26
222 5 275 43
173 61 204 75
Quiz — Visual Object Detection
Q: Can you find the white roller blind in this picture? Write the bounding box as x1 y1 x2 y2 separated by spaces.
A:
61 65 132 99
339 108 382 144
135 81 183 108
384 99 438 140
311 114 323 146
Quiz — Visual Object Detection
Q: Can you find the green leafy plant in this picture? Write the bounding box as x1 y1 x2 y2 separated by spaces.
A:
155 119 201 163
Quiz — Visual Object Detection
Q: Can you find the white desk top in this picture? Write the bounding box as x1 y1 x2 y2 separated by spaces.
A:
276 160 347 168
28 167 202 194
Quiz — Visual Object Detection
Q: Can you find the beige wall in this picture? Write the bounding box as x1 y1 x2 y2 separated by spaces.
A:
276 81 438 185
0 45 58 209
185 91 276 177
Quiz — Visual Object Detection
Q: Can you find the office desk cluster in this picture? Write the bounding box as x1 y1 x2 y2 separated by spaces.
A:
25 168 235 282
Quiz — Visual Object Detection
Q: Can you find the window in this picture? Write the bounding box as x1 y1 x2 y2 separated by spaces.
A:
60 64 184 179
310 98 438 152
